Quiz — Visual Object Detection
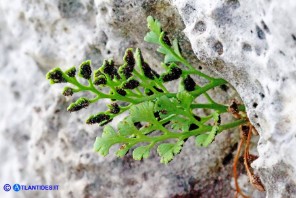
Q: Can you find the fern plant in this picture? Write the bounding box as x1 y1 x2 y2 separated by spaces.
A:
46 16 247 164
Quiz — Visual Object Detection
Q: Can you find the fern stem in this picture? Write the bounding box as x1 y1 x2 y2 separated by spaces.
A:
191 78 227 97
191 103 228 112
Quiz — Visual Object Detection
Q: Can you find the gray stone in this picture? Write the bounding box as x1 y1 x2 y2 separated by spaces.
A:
3 0 293 197
0 1 240 197
173 0 296 197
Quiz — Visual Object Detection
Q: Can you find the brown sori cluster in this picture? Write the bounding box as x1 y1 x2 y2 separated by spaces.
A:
47 68 67 83
141 62 159 80
67 98 90 112
79 61 92 80
102 60 120 80
93 69 107 85
161 66 182 82
122 79 140 89
86 113 111 125
93 76 107 85
65 67 76 77
116 88 127 96
109 103 120 114
124 49 135 66
183 75 196 91
62 87 74 96
120 49 135 79
137 49 159 80
120 64 134 79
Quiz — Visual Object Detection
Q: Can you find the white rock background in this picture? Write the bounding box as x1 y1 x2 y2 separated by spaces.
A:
172 0 296 197
0 0 294 197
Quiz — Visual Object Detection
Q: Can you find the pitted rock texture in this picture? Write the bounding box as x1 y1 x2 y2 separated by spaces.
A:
173 0 296 197
0 1 244 198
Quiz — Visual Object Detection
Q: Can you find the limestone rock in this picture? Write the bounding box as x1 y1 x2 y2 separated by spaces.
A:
173 0 296 197
3 0 293 197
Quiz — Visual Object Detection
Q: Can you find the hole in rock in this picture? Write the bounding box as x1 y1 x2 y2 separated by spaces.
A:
253 102 258 108
213 41 224 55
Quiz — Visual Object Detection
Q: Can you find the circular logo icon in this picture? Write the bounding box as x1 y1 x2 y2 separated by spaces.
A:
13 184 21 192
3 184 11 192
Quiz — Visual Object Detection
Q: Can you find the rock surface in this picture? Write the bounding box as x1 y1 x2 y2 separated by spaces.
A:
1 0 294 197
172 0 296 197
0 1 245 197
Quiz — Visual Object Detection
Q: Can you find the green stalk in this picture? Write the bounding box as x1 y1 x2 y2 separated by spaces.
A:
191 103 228 112
191 78 227 97
191 103 246 113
